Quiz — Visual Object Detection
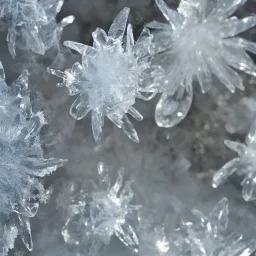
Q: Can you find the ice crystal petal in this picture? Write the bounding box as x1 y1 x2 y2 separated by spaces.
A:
155 85 193 128
222 43 256 76
70 95 91 120
208 0 247 21
115 222 139 252
128 107 143 121
196 55 212 94
213 158 241 188
63 41 88 55
122 115 139 143
210 197 229 234
49 8 161 142
224 140 247 156
149 0 256 128
17 215 32 251
155 0 182 27
146 21 171 30
220 16 256 38
125 24 135 52
108 7 130 40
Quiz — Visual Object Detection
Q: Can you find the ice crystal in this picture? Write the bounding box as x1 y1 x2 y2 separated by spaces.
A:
0 62 67 255
213 119 256 202
0 0 74 57
173 198 256 255
48 7 164 143
147 0 256 128
62 162 140 255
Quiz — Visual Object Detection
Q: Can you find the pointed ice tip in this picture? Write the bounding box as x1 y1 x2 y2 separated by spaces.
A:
64 41 88 55
60 15 75 28
218 197 228 206
93 131 102 143
108 7 130 39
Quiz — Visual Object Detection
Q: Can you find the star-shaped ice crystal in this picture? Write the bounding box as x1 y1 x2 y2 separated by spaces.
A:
213 118 256 202
48 7 164 143
147 0 256 128
62 162 140 255
173 198 256 255
0 62 67 255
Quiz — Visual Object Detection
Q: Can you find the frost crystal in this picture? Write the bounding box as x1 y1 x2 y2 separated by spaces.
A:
48 7 164 142
0 0 74 57
147 0 256 128
213 119 256 202
0 62 67 255
62 162 140 255
173 198 256 255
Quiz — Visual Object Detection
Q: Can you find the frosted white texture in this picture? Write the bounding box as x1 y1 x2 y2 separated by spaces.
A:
0 62 67 255
173 198 256 255
213 119 256 202
48 7 164 143
147 0 256 128
0 0 74 57
61 162 140 255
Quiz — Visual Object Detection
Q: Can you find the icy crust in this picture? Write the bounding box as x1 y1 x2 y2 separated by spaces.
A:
0 0 74 57
61 163 140 256
147 0 256 128
48 7 164 143
213 119 256 202
172 198 256 255
0 62 67 255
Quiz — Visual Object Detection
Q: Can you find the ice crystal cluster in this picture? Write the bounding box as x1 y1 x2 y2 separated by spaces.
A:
61 163 140 255
48 7 164 142
0 0 74 57
173 198 256 256
0 62 66 255
147 0 256 128
213 119 256 202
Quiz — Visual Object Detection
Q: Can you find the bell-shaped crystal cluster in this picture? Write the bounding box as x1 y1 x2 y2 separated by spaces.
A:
0 0 74 57
147 0 256 128
61 162 140 255
173 198 256 255
48 7 164 143
213 119 256 202
0 62 67 255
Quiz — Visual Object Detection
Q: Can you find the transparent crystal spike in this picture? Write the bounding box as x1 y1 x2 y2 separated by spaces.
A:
155 84 193 128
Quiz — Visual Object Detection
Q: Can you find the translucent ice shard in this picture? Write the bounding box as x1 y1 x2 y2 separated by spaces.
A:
0 62 67 255
173 198 256 255
147 0 256 128
48 7 164 143
0 0 74 57
213 118 256 202
62 162 140 255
